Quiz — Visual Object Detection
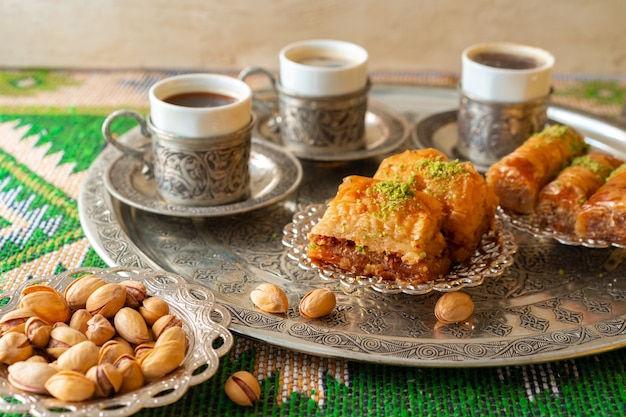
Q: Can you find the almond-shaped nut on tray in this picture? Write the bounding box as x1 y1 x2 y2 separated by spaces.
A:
299 288 336 319
434 292 475 324
250 283 289 313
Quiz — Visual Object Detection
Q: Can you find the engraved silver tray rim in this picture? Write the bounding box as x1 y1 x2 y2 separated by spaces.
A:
80 84 626 368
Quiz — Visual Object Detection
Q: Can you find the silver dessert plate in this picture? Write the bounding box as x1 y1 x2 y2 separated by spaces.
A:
283 203 517 295
256 99 410 161
80 84 626 367
104 138 303 218
416 109 626 247
0 267 233 417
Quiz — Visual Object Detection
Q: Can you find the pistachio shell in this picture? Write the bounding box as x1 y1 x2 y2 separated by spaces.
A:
114 354 144 394
57 340 99 373
250 283 289 313
113 307 150 345
85 283 126 318
19 289 70 324
8 361 58 394
133 342 155 362
120 280 147 308
434 292 475 324
151 314 182 340
68 309 92 334
45 370 95 402
63 274 106 310
155 326 187 350
25 316 52 348
224 371 261 406
0 332 33 364
299 288 336 319
99 339 134 365
86 314 116 345
0 308 37 335
138 296 169 326
47 325 87 359
138 340 185 381
86 363 123 397
20 285 58 297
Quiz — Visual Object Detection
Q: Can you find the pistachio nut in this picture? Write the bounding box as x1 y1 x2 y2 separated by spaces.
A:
155 326 187 350
7 360 58 394
86 313 116 345
26 354 49 364
98 339 134 365
120 280 147 308
434 292 475 324
46 325 87 359
0 308 37 335
0 332 33 364
224 370 261 406
63 274 106 310
19 288 70 324
85 283 126 318
151 314 182 340
113 307 150 345
138 296 169 326
133 341 155 362
138 340 185 381
56 340 99 374
299 288 336 319
45 370 95 402
68 309 92 334
114 354 144 394
250 283 289 314
86 363 123 397
25 316 52 348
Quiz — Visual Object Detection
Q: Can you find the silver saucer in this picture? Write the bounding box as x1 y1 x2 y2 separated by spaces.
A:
104 137 303 218
256 99 410 161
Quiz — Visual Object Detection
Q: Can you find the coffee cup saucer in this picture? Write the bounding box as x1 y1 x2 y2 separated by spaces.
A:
255 96 410 162
104 137 303 218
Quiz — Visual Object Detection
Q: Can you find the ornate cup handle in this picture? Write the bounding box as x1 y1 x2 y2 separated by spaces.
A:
237 66 281 133
102 109 154 177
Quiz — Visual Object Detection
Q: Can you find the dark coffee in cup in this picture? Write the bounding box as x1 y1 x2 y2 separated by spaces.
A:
295 53 353 67
471 52 537 70
164 92 237 108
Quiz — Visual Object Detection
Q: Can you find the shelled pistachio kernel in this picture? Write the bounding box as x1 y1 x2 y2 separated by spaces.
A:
434 291 474 324
250 283 288 313
299 288 336 319
224 370 261 406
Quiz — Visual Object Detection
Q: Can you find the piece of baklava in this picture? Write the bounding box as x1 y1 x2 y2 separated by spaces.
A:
535 152 623 232
575 164 626 244
486 125 588 214
373 148 499 262
307 175 451 285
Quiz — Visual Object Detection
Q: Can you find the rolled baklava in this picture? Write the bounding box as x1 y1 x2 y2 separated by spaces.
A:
486 125 588 214
535 152 623 232
575 164 626 244
307 175 451 285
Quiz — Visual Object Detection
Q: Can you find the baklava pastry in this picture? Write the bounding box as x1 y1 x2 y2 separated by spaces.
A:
307 175 451 285
575 164 626 244
373 148 499 262
535 152 623 232
486 125 588 214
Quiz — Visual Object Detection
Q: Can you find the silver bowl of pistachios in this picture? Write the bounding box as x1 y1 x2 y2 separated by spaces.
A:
0 266 233 417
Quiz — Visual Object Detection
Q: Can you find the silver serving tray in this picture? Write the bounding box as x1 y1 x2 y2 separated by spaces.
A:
80 84 626 367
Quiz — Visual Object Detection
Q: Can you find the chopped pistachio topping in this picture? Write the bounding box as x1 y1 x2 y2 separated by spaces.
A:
416 157 468 181
571 155 611 178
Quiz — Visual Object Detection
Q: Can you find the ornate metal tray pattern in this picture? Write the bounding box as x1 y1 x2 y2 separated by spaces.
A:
0 267 233 417
283 203 517 295
79 85 626 367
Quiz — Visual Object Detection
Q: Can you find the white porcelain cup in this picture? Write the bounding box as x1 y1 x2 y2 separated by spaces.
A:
279 39 369 97
461 42 554 103
149 73 252 137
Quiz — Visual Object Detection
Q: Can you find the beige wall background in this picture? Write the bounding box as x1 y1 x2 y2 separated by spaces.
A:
1 0 625 75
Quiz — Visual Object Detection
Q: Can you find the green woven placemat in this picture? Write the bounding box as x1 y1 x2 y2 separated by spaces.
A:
0 69 624 417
